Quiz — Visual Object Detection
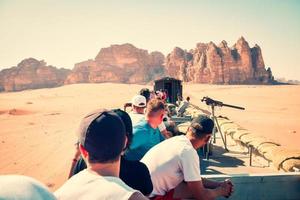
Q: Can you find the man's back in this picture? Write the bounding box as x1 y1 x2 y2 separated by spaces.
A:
141 135 201 197
125 120 164 161
70 156 153 196
55 169 138 200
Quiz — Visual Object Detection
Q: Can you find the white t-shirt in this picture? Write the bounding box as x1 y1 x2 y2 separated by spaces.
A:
54 169 139 200
129 112 145 126
141 135 201 197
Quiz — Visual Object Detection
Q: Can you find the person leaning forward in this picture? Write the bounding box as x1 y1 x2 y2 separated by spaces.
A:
141 115 234 200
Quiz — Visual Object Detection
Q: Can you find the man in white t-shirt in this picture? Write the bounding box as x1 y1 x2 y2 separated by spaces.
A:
141 115 234 200
55 109 147 200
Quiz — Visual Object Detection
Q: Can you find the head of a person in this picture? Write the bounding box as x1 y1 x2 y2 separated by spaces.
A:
112 109 133 150
78 109 126 164
186 115 214 149
145 98 165 128
0 175 56 200
139 88 151 102
131 95 146 114
186 96 190 102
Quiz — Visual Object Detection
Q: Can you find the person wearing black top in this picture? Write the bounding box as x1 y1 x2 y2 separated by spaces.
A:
69 109 153 196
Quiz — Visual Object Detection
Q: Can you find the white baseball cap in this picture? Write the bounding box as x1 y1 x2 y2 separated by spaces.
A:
131 95 146 108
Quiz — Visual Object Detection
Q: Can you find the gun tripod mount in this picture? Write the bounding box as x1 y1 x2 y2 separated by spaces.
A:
201 96 245 159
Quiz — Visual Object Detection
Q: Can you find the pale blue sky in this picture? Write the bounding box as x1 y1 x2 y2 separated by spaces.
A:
0 0 299 80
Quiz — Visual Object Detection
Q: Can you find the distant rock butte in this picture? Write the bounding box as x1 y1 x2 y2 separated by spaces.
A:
0 38 275 92
64 43 165 84
0 58 70 92
166 37 274 84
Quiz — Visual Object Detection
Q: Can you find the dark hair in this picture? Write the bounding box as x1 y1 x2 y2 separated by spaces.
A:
146 99 165 117
88 154 112 164
186 96 190 101
139 88 151 102
112 109 133 149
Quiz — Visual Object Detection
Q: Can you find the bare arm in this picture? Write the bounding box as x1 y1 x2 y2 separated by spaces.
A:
186 181 224 200
203 178 234 197
201 177 221 189
173 180 232 200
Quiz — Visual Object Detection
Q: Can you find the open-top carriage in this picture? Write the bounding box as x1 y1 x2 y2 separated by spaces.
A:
154 77 300 200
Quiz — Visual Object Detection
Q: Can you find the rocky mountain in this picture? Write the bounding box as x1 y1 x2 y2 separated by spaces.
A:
0 38 276 92
0 58 70 92
65 43 165 84
165 37 274 84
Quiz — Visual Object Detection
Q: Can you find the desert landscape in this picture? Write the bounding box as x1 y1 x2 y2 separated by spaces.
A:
1 1 300 199
0 83 299 191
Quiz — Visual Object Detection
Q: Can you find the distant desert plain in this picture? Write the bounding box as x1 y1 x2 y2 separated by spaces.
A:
0 83 300 191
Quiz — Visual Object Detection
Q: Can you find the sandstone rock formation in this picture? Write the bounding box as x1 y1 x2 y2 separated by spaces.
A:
165 37 274 84
0 58 70 92
0 38 276 93
65 43 165 84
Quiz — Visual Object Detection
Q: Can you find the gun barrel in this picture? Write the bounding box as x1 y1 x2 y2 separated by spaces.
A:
222 103 245 110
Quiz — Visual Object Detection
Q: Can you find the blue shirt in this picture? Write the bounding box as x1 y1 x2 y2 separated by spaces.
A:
125 120 164 161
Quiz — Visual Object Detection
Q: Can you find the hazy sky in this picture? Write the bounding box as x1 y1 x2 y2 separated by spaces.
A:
0 0 299 80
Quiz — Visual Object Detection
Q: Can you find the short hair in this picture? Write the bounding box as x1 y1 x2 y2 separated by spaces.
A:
146 99 165 117
112 109 133 149
139 88 151 102
186 96 190 101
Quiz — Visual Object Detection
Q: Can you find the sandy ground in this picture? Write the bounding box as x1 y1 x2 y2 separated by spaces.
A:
0 83 299 191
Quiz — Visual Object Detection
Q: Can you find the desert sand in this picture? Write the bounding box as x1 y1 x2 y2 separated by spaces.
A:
0 83 299 191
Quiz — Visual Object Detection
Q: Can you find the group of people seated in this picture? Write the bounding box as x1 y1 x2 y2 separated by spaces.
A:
0 88 234 200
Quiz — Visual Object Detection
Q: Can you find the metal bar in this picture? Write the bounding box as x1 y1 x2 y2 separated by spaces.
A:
214 116 228 151
202 172 300 200
222 103 245 110
249 146 253 166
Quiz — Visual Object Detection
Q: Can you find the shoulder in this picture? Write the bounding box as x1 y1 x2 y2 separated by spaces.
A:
133 121 149 132
103 176 138 196
180 145 199 163
132 161 150 174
